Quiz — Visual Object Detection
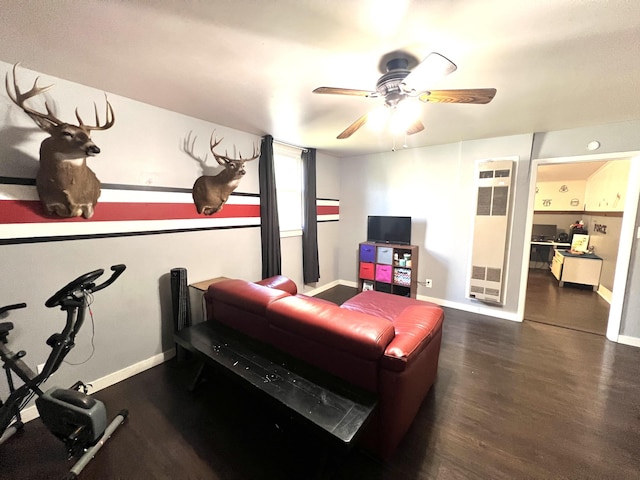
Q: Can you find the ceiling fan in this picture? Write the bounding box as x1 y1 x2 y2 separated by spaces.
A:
313 51 497 139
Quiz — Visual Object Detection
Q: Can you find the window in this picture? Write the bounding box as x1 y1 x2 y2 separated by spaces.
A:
273 143 303 234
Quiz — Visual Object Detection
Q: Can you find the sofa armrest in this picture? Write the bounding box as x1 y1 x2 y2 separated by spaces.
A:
255 275 298 295
380 305 443 372
340 290 444 373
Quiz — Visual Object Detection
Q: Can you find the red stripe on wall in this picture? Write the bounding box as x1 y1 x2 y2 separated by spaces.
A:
317 205 339 215
0 200 260 224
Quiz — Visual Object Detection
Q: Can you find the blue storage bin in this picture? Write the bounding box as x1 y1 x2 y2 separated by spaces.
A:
360 243 376 263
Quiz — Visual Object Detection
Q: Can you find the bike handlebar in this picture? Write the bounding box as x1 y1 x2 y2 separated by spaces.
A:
92 264 126 294
0 303 27 316
45 264 127 308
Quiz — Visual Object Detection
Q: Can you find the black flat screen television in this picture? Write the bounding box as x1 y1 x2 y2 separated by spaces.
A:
367 216 412 245
531 224 557 240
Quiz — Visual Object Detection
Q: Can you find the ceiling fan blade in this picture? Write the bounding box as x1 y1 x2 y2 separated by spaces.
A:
418 88 497 104
402 52 457 90
405 119 425 135
313 87 374 97
337 113 369 139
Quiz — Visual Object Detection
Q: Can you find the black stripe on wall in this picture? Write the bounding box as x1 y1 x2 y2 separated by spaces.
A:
0 224 260 246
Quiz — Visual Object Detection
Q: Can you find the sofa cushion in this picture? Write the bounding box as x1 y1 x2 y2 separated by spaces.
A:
341 290 434 321
207 279 291 315
267 295 395 360
205 279 292 339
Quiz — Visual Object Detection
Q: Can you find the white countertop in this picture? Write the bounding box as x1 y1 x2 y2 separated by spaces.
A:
530 241 571 247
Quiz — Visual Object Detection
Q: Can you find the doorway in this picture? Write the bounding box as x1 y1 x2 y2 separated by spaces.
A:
520 154 640 341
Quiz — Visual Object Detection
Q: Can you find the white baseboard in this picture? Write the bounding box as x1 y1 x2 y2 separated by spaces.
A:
304 279 359 296
303 279 341 296
618 335 640 348
597 285 613 304
416 294 521 322
315 279 521 322
311 280 521 322
19 349 176 424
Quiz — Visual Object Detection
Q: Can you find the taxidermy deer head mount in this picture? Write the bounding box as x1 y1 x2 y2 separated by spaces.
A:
184 131 260 215
5 63 115 219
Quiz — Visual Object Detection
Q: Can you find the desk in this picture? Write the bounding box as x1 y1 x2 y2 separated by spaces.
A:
530 241 570 267
531 241 571 248
550 250 602 290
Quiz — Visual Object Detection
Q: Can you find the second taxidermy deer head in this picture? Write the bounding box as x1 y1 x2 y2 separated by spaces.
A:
185 131 260 215
5 64 115 219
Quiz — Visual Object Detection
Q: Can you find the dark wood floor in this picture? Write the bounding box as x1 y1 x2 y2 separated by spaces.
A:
2 286 639 479
524 268 610 335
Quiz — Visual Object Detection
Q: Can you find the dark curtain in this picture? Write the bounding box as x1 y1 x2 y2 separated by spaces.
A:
259 135 281 279
302 148 320 283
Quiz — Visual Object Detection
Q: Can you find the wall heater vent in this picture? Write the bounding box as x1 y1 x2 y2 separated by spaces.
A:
468 159 515 305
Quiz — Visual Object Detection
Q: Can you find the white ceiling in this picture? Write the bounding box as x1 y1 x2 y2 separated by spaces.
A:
1 0 640 158
536 161 608 182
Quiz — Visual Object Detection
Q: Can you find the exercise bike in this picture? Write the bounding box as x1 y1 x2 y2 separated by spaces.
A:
0 264 128 479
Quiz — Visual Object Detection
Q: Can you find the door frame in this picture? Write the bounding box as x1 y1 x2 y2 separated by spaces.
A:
517 151 640 343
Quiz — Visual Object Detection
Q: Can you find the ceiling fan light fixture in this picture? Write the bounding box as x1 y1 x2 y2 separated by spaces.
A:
390 101 421 134
368 105 390 132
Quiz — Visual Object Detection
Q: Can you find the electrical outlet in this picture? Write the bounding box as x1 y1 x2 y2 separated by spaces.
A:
425 279 433 288
37 363 45 374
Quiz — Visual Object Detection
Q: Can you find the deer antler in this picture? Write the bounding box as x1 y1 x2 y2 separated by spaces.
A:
5 63 64 130
5 63 115 132
75 94 115 131
209 130 260 165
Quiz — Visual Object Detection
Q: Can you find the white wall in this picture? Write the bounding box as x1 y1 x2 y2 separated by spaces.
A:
0 62 341 399
534 180 586 211
584 160 630 211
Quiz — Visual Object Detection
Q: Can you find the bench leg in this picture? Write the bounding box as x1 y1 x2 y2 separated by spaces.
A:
188 361 206 392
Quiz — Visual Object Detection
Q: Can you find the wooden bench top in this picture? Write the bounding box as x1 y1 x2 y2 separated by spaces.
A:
174 321 377 448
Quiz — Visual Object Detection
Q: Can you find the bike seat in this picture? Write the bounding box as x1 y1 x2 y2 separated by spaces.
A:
50 388 97 410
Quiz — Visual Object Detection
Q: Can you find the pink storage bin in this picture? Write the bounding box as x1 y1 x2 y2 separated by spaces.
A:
375 264 392 283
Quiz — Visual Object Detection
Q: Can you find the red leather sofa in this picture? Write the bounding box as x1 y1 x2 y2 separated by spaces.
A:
203 275 444 459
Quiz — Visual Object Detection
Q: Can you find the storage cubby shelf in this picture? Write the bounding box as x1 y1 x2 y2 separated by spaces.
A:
358 242 418 298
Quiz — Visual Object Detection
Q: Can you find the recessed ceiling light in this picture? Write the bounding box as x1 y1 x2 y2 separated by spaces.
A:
587 141 600 151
